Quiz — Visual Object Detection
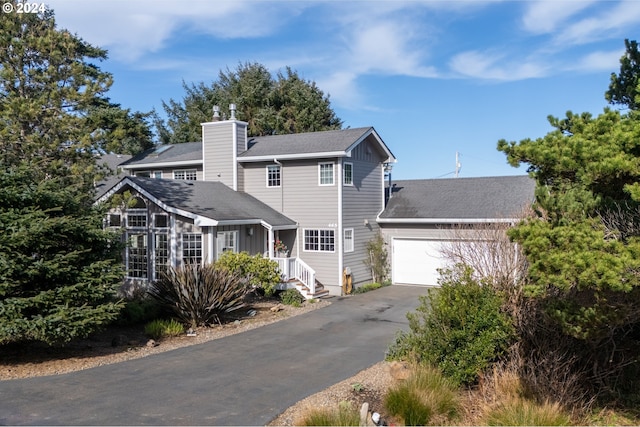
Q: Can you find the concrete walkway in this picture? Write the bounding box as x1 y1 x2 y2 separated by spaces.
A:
0 285 426 426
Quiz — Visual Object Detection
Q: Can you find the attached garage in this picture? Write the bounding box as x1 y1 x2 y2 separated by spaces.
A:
378 176 536 287
392 239 452 286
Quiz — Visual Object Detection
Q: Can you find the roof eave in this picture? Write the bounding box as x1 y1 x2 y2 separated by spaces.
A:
376 217 519 224
238 151 349 162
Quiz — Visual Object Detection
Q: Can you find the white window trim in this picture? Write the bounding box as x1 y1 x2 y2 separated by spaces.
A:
152 213 169 229
152 233 170 280
343 162 353 186
266 164 281 188
107 213 122 228
126 209 147 229
303 228 336 253
181 232 203 264
126 232 148 280
318 162 335 186
344 228 354 252
216 230 239 259
173 169 197 180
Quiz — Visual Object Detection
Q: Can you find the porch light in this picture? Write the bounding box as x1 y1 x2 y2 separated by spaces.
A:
247 227 254 236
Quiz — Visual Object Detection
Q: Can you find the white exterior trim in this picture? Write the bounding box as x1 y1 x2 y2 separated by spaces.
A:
238 151 350 162
344 127 396 164
318 161 335 186
377 217 519 224
232 121 238 191
337 160 343 290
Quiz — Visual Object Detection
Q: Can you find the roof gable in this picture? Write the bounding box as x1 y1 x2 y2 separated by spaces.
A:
379 175 535 223
97 176 297 228
238 127 395 162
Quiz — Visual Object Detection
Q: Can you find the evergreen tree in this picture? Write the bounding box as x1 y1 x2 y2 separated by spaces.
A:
0 167 123 345
156 62 343 144
0 3 125 345
497 108 640 345
605 39 640 111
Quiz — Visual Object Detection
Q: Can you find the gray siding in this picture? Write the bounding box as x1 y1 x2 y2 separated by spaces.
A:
214 224 266 259
202 120 244 188
342 136 387 287
242 159 340 287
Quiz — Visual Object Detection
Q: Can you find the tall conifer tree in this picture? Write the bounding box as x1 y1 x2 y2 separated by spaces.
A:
0 2 124 345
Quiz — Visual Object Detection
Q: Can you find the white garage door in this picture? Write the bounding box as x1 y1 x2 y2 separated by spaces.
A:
392 239 451 286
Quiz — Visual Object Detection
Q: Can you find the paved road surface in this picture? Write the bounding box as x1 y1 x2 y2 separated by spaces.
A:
0 285 426 426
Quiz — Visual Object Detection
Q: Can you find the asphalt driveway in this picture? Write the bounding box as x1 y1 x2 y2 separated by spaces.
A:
0 285 426 426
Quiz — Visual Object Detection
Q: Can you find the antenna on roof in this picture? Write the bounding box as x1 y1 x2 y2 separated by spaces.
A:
455 151 461 178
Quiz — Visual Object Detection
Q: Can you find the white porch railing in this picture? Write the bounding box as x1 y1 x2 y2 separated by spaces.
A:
273 256 316 296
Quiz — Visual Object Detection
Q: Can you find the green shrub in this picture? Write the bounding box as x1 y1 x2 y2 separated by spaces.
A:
298 401 360 426
484 398 572 426
148 263 248 328
117 298 162 326
388 264 515 386
384 364 461 426
280 288 304 306
144 318 185 339
216 251 281 296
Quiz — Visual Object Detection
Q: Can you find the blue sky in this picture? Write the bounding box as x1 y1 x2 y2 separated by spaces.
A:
45 0 640 180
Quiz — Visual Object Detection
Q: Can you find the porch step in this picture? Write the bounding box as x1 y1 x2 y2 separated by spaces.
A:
294 282 331 300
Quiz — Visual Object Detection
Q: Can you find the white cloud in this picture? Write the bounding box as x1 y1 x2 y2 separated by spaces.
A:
522 0 597 34
47 0 304 61
568 49 624 73
346 22 438 78
553 0 640 46
449 50 548 81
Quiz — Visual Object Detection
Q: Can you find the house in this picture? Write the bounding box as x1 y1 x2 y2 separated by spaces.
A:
97 104 536 295
97 105 396 297
378 176 535 286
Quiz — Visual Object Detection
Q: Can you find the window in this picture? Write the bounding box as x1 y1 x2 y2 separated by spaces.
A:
131 197 146 209
343 162 353 186
108 213 121 227
217 231 238 258
128 233 148 278
266 165 281 187
318 162 334 186
153 213 168 228
174 169 197 180
344 228 354 252
127 213 146 228
182 233 202 265
135 171 151 178
152 171 162 179
154 233 169 279
304 229 335 252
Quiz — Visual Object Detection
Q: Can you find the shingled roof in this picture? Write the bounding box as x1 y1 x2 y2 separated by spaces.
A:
116 127 395 168
379 175 535 222
97 176 297 228
120 142 202 167
239 127 382 158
